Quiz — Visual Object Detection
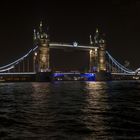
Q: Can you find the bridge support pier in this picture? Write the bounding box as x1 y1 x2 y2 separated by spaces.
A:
95 71 112 81
35 72 52 82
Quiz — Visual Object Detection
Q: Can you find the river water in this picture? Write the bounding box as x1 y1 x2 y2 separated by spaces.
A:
0 81 140 139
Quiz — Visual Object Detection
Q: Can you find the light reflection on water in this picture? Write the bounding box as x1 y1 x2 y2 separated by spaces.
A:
0 81 140 139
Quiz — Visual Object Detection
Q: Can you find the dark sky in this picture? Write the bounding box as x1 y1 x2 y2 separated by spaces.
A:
0 0 140 69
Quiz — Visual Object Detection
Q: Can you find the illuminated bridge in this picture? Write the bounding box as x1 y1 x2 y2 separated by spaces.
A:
0 22 139 82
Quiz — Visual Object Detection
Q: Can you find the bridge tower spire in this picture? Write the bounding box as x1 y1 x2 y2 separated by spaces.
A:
89 35 93 45
33 29 37 40
94 28 100 46
39 21 43 33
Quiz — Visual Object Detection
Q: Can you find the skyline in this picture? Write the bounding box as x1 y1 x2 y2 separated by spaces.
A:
0 0 140 69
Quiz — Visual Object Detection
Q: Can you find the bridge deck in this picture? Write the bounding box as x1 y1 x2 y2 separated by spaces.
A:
0 72 36 75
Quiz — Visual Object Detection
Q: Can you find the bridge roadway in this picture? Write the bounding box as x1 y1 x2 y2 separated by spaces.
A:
0 72 139 82
0 72 96 82
0 72 139 76
112 72 140 76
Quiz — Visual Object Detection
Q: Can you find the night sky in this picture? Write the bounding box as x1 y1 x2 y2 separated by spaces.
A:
0 0 140 70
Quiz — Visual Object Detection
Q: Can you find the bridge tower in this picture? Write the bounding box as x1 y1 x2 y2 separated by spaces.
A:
33 21 50 72
89 31 98 72
91 28 106 72
89 28 105 72
95 31 111 81
98 37 106 72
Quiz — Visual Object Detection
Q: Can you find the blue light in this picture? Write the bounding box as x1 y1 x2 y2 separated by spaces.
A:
80 73 96 81
53 72 95 81
53 73 64 77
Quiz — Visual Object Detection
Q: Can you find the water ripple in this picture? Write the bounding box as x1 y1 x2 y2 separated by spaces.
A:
0 81 140 139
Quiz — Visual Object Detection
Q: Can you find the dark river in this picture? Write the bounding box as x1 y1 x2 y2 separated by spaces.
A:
0 81 140 139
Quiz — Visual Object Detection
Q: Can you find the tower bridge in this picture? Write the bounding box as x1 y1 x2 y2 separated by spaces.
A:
0 22 139 82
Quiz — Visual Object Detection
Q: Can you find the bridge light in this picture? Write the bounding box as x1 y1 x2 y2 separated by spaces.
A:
40 21 43 27
100 58 104 63
34 52 37 56
90 49 93 54
73 42 78 47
